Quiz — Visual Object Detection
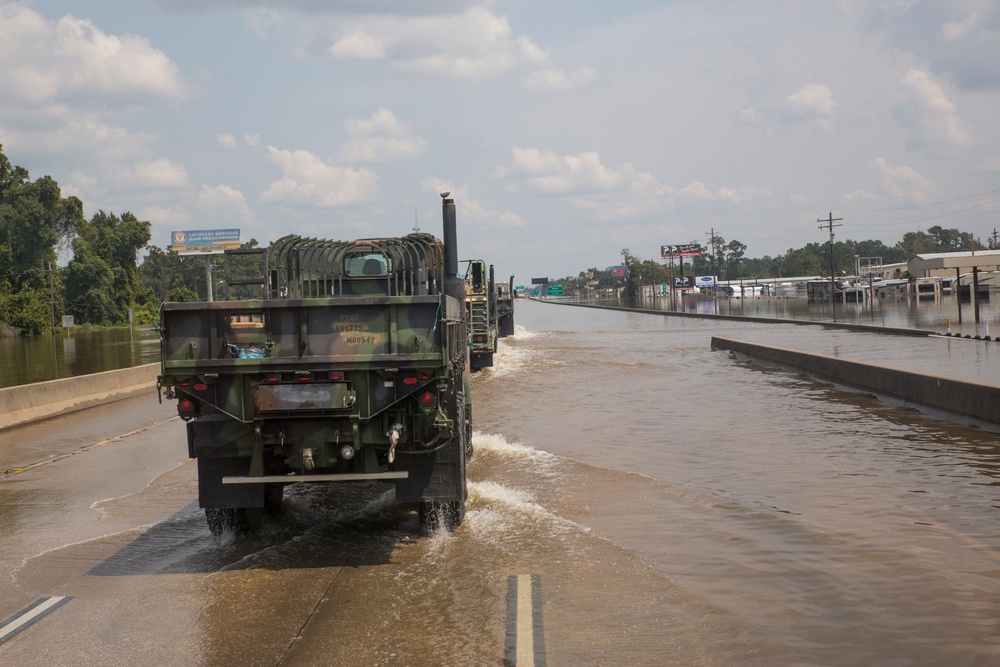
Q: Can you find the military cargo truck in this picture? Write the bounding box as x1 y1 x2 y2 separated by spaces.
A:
463 260 497 371
496 275 515 338
158 194 471 535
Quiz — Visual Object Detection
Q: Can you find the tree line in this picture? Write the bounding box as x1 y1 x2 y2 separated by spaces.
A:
560 227 988 299
0 146 256 334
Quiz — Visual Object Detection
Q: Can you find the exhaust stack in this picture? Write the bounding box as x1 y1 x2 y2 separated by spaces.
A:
441 192 458 279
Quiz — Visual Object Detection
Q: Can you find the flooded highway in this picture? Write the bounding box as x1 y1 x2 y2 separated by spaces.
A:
2 298 1000 665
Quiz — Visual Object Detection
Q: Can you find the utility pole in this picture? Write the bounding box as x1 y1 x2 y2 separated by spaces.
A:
818 211 843 322
990 228 999 250
48 261 55 333
708 228 718 314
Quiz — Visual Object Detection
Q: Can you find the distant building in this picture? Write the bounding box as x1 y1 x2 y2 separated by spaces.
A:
907 250 1000 278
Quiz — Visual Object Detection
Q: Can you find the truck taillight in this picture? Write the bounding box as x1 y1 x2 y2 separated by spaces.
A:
177 398 197 421
418 391 436 408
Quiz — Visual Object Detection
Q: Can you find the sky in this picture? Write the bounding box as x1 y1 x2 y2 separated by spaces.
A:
1 0 999 283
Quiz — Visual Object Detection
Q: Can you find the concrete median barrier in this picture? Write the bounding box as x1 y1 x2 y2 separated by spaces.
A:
711 337 1000 430
0 363 160 431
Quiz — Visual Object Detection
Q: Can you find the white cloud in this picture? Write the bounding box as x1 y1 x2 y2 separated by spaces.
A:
260 146 378 207
318 6 549 80
870 157 936 202
422 178 525 228
137 204 191 227
786 84 835 127
1 109 157 163
217 133 239 149
844 188 876 201
520 66 599 94
340 108 428 162
199 184 254 224
844 2 1000 91
672 181 771 203
898 69 970 148
115 158 190 189
330 31 387 60
500 148 637 194
0 4 186 106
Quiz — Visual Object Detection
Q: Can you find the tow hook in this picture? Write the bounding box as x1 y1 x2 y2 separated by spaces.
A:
302 447 315 471
386 422 404 463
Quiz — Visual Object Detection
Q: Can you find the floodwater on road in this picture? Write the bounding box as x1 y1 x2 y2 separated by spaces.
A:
1 298 999 665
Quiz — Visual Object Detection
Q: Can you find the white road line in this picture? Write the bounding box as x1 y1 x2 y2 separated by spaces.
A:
516 574 535 667
0 596 72 644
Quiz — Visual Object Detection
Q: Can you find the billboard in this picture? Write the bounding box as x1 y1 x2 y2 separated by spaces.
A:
170 229 241 255
695 275 717 288
660 244 702 258
672 275 696 289
609 265 629 277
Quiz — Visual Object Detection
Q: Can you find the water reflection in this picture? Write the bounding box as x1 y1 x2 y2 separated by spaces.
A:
0 328 160 389
583 291 1000 334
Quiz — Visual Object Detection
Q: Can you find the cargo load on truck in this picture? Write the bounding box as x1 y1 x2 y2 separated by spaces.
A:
157 193 471 536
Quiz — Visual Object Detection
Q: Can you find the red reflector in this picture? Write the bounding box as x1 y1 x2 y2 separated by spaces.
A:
420 374 429 380
476 335 484 341
266 376 280 383
403 377 417 385
178 399 196 419
418 391 436 407
193 383 208 391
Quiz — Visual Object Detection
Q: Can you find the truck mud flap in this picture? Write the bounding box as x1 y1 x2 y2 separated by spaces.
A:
394 451 466 504
198 457 264 509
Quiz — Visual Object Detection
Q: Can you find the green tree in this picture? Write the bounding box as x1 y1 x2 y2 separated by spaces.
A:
66 210 151 324
0 145 83 330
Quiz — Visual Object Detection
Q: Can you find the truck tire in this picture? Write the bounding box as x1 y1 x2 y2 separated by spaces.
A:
205 507 263 537
419 500 464 531
465 401 473 462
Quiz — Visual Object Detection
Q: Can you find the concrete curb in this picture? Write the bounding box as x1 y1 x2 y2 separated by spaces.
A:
0 363 160 431
711 337 1000 429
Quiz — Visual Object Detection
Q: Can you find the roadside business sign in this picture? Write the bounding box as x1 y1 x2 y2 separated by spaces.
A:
170 229 241 255
660 244 702 258
672 275 696 289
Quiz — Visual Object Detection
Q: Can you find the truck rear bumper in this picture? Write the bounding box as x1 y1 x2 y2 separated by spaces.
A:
222 472 408 484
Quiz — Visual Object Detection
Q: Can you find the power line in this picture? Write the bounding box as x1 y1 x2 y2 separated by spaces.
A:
850 197 1000 227
841 187 1000 212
